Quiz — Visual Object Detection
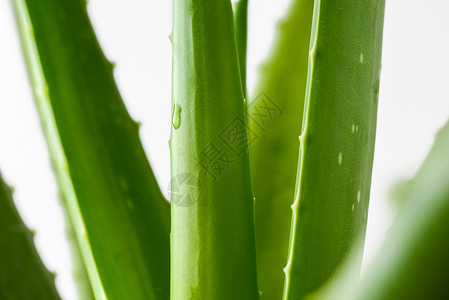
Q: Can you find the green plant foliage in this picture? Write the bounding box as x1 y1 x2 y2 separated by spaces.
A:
12 0 170 299
0 172 60 300
11 1 100 297
170 0 258 298
8 0 438 299
308 119 449 300
284 1 386 299
352 120 449 300
248 1 314 298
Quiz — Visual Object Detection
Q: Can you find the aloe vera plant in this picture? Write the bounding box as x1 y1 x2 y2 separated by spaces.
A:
283 1 385 298
12 0 170 299
0 172 60 299
170 0 258 298
249 0 314 298
309 119 449 300
353 120 449 300
3 0 449 299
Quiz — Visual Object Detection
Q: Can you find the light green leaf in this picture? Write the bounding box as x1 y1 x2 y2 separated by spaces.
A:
171 0 258 299
0 172 60 300
284 1 386 298
12 0 170 299
249 1 314 298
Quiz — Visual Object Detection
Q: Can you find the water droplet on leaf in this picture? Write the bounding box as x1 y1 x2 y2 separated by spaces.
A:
172 103 182 129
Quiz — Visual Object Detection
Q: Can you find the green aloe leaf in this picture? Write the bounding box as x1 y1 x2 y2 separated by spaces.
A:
308 120 449 300
171 0 258 299
11 1 99 298
284 1 386 299
352 120 449 300
248 1 314 298
0 172 60 300
12 0 170 299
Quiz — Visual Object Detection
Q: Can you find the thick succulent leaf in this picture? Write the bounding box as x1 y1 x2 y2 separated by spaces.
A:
12 0 170 299
353 120 449 300
12 1 99 298
284 1 386 299
309 120 449 300
171 0 258 299
248 1 314 298
0 172 61 300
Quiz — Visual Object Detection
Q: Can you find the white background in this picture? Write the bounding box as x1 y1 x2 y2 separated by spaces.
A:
1 0 449 299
